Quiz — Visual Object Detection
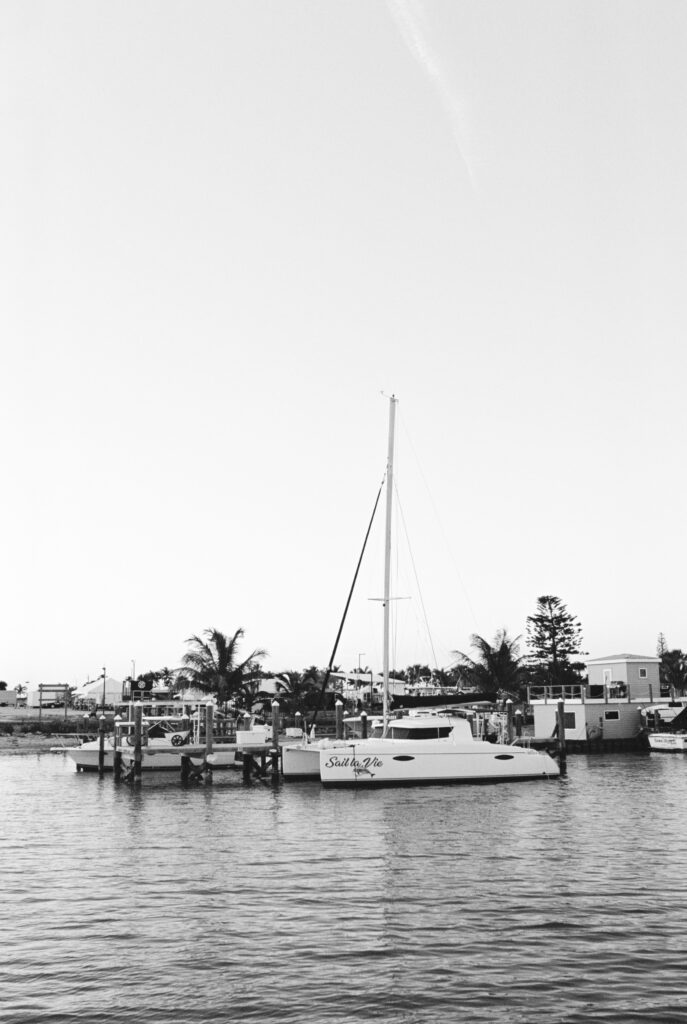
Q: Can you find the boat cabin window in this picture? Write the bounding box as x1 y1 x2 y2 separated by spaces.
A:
388 725 452 740
604 710 619 721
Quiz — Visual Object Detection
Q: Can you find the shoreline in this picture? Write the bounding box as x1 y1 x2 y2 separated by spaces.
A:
0 734 79 755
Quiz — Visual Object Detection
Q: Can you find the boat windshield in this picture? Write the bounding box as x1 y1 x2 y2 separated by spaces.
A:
388 725 453 740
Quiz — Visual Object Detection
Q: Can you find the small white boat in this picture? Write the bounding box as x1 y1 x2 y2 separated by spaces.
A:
648 732 687 752
643 704 687 753
65 709 236 771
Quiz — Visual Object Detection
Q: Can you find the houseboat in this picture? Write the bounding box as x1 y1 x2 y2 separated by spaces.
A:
529 653 661 753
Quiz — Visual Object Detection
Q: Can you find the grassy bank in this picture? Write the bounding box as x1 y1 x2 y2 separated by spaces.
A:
0 712 99 754
0 733 76 754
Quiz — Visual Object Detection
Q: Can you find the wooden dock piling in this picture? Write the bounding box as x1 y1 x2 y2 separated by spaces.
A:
133 704 143 784
335 700 344 740
205 704 214 784
505 700 514 743
556 699 567 774
270 700 281 775
98 715 106 777
205 704 214 755
113 714 122 781
361 711 368 739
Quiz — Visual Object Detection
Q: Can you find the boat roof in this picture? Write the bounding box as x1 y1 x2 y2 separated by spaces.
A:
387 716 470 732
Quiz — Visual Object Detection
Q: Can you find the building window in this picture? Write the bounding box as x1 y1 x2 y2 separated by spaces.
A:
604 710 619 721
639 668 647 679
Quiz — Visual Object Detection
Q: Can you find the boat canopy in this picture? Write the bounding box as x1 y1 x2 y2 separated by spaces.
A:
390 692 495 710
666 706 687 732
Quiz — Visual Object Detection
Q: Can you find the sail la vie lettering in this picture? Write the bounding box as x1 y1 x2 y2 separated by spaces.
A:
323 755 383 769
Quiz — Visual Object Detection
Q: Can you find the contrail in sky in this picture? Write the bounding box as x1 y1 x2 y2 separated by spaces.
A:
386 0 477 189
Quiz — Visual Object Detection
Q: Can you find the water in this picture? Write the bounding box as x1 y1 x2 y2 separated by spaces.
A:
2 752 687 1024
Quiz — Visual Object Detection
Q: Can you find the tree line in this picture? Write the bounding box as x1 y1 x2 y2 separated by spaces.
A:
124 594 590 711
8 595 686 710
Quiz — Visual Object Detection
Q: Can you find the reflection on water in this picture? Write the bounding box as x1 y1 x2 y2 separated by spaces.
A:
2 752 687 1023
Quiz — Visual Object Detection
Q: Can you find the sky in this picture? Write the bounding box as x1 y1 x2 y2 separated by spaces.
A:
3 0 687 687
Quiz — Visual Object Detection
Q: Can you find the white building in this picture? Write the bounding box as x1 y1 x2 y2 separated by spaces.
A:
70 676 124 708
585 653 661 701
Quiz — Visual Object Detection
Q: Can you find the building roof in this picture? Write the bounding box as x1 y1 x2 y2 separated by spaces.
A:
586 653 661 665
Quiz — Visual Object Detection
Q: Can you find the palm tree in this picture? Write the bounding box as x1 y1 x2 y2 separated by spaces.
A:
275 672 321 714
452 629 527 698
301 665 321 687
181 628 267 709
405 664 432 685
236 677 265 714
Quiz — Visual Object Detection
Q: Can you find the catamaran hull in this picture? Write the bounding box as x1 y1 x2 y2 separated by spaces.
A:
281 745 321 777
281 740 354 778
318 741 560 785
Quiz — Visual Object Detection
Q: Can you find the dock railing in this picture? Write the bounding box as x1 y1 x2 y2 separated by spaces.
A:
528 684 585 703
528 682 636 704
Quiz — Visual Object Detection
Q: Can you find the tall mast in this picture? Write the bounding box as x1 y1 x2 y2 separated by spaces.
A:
382 395 397 729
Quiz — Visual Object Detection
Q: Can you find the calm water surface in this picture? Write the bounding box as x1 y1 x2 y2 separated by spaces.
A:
2 751 687 1023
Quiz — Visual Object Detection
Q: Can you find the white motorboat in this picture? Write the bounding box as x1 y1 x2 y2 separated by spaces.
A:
285 396 560 785
64 708 236 771
646 703 687 752
648 732 687 752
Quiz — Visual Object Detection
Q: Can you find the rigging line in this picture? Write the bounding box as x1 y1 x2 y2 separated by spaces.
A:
394 479 439 672
397 407 481 633
308 474 385 734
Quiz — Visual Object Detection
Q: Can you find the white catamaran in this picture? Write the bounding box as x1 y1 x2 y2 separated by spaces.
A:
285 395 560 785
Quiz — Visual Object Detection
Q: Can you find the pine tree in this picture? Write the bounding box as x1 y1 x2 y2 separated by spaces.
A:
657 632 668 658
526 595 585 688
